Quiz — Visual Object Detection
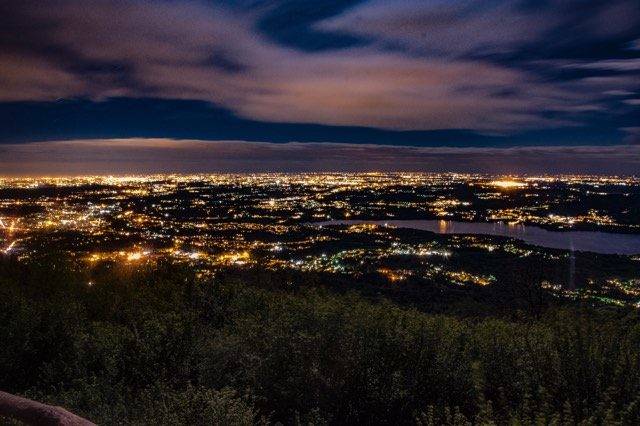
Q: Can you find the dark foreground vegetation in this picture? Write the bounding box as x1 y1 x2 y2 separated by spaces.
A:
1 258 639 425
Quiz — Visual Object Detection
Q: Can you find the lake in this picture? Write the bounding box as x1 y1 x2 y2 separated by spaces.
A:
314 220 640 255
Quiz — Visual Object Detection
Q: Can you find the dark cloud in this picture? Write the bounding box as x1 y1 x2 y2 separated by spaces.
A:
318 0 557 57
318 0 640 60
1 139 638 176
560 59 640 72
0 0 638 140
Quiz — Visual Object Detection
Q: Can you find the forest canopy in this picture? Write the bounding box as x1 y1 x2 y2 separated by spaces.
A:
1 257 639 425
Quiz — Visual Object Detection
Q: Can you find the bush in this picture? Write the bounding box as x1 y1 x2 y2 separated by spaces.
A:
0 258 639 424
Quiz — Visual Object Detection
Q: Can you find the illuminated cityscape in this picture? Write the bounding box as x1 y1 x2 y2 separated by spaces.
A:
1 173 638 308
2 0 640 422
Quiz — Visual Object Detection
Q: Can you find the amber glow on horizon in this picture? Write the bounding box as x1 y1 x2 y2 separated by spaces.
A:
490 180 528 189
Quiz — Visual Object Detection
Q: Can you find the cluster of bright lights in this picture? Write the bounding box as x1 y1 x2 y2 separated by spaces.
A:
490 180 527 189
0 173 638 308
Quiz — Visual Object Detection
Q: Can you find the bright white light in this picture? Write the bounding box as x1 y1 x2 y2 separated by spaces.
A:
490 180 527 189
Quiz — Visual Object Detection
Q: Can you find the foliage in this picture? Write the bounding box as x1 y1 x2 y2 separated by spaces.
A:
0 258 639 424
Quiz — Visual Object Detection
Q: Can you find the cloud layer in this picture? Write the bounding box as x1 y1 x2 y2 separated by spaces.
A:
1 0 638 135
1 139 638 176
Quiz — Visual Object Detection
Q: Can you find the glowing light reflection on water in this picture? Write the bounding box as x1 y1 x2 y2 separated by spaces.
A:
316 220 640 255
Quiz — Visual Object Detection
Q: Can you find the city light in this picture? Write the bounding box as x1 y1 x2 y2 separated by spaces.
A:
0 173 637 307
490 180 527 189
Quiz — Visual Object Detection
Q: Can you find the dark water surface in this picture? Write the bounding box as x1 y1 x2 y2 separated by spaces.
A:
315 220 640 255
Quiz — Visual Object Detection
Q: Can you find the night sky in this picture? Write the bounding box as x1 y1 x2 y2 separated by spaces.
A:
1 0 639 174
